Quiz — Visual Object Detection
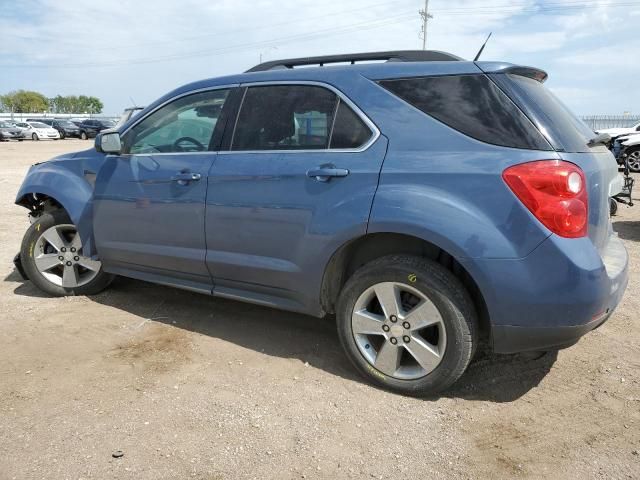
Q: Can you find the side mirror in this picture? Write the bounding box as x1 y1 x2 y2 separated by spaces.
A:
96 131 122 154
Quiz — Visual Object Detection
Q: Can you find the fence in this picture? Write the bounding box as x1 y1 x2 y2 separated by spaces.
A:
0 112 118 122
580 115 640 130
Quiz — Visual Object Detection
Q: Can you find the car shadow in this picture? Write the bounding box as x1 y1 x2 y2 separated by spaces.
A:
7 272 556 402
613 220 640 242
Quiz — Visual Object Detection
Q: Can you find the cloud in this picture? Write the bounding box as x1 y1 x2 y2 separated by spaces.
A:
0 0 637 115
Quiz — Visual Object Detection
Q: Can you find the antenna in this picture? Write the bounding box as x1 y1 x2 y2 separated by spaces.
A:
129 96 138 108
473 32 492 61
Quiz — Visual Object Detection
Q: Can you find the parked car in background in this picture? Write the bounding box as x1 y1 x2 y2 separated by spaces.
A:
0 121 25 141
76 119 116 140
51 119 81 139
12 122 33 138
23 121 60 140
615 133 640 172
115 107 145 128
13 50 629 396
596 121 640 139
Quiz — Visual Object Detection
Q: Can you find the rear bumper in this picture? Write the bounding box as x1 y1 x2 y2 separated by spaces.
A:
461 232 629 353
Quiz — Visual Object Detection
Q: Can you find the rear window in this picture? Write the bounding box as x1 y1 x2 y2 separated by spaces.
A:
492 73 594 153
379 74 551 151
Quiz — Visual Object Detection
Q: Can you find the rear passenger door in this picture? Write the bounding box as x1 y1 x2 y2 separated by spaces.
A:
205 82 387 313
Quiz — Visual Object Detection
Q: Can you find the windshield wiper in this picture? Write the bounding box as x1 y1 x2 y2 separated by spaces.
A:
587 132 611 147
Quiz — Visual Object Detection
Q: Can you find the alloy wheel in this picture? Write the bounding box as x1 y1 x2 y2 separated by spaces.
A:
628 150 640 172
351 281 446 380
33 224 101 288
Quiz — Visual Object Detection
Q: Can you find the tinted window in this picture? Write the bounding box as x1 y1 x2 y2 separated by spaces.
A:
379 75 551 151
330 99 372 149
232 85 337 150
492 73 594 153
124 89 229 154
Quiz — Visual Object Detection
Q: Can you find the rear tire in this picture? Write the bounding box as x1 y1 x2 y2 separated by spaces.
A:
32 133 38 141
20 210 114 296
80 131 88 140
610 197 618 216
336 255 477 396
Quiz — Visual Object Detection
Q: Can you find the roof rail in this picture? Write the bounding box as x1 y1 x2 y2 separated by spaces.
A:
246 50 463 72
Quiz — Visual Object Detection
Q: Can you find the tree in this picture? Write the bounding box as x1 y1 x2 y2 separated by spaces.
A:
0 90 49 113
49 95 104 114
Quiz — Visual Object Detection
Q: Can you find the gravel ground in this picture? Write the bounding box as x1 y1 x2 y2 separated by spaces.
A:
0 140 638 480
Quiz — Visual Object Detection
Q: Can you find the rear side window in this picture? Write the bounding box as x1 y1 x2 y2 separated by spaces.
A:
379 75 551 151
232 85 373 151
233 85 336 150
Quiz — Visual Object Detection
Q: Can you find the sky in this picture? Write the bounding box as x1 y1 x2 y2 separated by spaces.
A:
0 0 639 116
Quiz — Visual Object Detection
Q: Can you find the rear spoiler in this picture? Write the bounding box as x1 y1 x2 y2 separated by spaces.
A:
475 62 548 83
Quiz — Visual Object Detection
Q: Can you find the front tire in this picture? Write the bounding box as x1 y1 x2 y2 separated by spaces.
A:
336 255 477 396
627 148 640 172
32 133 39 141
20 210 114 296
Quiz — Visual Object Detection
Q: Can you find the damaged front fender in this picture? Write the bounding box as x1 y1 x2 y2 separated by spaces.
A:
15 149 106 257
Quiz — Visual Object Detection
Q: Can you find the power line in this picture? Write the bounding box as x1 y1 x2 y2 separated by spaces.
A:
0 12 417 69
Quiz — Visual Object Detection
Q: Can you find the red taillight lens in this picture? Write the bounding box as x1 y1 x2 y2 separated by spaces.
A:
502 160 588 238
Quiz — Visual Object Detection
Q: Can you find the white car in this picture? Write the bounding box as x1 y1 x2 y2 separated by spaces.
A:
22 121 60 141
596 121 640 138
617 133 640 172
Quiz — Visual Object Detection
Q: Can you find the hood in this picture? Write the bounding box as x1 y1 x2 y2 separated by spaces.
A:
596 126 636 137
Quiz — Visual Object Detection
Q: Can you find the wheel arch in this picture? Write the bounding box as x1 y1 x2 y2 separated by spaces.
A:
320 232 491 341
16 170 95 256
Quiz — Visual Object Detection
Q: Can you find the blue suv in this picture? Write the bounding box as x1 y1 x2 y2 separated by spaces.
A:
14 51 628 396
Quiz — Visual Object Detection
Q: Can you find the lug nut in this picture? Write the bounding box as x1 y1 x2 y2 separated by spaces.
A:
60 247 66 252
70 247 76 253
382 324 390 332
390 315 397 323
403 335 411 343
65 261 72 266
58 256 64 261
390 337 398 345
74 256 80 261
402 321 411 329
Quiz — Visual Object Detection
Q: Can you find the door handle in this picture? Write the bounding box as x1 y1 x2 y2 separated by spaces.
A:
171 172 202 184
306 167 350 182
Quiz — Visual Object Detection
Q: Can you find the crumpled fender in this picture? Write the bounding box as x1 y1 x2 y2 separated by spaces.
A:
15 149 105 256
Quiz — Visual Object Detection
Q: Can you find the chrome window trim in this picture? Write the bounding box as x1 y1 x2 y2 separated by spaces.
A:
117 84 238 156
221 80 380 155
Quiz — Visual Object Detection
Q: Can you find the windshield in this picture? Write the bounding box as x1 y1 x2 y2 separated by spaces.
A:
58 121 77 128
30 122 49 128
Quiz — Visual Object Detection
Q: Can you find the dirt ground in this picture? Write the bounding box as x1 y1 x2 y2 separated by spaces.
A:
0 140 638 480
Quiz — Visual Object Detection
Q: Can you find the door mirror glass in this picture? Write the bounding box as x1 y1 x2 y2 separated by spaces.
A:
97 132 122 154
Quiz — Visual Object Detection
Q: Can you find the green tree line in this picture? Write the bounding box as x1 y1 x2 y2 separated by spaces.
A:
0 90 103 114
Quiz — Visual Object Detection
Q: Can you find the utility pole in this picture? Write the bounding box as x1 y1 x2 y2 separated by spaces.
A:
419 0 433 50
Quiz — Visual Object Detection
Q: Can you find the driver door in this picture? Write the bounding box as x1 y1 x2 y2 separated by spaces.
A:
93 87 233 292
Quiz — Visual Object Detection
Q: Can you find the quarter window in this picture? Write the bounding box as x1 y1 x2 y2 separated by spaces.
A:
379 75 551 151
231 85 373 151
124 89 229 154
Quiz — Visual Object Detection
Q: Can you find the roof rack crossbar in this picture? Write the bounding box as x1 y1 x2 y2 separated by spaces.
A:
246 50 462 72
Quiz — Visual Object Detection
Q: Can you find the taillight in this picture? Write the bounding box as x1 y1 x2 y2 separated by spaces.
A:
502 160 588 238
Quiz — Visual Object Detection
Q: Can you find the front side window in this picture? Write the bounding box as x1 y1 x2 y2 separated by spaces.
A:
124 89 229 154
